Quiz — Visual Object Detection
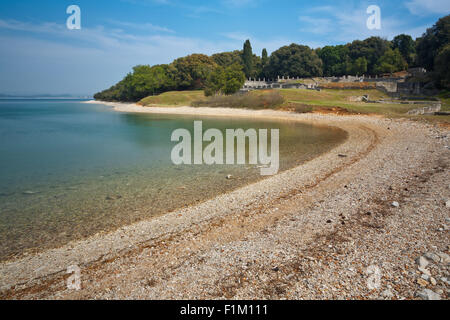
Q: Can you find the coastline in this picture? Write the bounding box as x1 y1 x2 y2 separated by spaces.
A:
1 101 449 299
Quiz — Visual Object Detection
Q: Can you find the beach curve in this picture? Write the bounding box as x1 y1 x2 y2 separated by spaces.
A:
1 102 448 300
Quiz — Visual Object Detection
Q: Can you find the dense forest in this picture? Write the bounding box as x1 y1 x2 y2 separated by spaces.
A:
94 14 450 102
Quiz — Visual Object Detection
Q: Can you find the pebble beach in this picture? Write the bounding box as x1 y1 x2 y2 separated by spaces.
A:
1 103 449 300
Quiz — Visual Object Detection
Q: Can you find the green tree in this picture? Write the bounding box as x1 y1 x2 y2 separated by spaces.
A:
172 54 217 90
242 40 254 78
267 44 323 78
348 37 391 75
416 14 450 71
374 48 408 74
260 48 269 78
317 45 350 76
204 64 246 96
211 51 243 68
351 57 368 75
392 34 416 66
93 64 178 102
261 48 269 66
434 44 450 89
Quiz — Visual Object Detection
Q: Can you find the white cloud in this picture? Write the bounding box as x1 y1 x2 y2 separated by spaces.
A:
405 0 450 15
0 19 244 94
298 16 334 35
298 3 434 44
107 20 175 33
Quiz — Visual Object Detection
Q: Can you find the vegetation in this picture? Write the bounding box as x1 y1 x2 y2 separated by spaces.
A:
139 90 206 107
212 50 243 68
416 15 450 72
94 14 450 102
242 40 254 78
204 64 246 96
392 34 416 66
261 48 269 78
139 88 449 123
192 90 284 110
374 48 408 74
267 44 323 78
171 54 217 90
434 45 450 91
190 88 435 117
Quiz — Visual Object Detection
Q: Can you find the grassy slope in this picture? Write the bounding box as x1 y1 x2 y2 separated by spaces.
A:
139 90 206 107
138 89 449 123
279 89 450 123
279 89 424 116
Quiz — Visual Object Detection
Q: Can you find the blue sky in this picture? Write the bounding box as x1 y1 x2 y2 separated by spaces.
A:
0 0 449 95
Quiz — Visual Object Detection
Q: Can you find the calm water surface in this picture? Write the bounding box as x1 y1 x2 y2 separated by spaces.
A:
0 99 347 260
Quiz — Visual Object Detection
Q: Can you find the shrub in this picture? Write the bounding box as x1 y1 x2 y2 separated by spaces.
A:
192 90 284 110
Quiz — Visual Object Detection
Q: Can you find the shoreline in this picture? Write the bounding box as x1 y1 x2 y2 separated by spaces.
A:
1 101 449 299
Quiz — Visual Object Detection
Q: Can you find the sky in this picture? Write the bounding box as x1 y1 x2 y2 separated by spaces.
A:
0 0 449 96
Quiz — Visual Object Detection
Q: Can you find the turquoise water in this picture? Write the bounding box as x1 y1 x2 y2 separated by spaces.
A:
0 100 347 260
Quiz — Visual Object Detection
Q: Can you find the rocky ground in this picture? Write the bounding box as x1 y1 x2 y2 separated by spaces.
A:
0 108 448 300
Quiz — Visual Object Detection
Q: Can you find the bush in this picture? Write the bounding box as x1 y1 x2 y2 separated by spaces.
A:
192 90 284 110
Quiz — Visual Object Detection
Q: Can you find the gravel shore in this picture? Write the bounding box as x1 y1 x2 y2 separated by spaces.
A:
0 102 448 300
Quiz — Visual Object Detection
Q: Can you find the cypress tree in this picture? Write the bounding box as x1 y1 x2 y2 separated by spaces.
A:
242 40 253 78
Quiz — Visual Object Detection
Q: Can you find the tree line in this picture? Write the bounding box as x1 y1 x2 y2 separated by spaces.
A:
94 14 449 102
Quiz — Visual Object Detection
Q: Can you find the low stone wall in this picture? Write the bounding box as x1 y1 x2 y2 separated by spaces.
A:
376 81 398 93
243 74 432 96
407 103 442 115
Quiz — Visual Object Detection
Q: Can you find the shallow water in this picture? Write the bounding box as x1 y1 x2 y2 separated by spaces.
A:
0 99 347 260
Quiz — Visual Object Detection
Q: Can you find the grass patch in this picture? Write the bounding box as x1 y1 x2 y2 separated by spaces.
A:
278 88 433 116
438 90 450 112
279 88 388 104
279 88 450 123
318 82 377 90
139 90 206 107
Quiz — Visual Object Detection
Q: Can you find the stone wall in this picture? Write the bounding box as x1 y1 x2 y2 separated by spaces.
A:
407 103 441 115
376 81 398 94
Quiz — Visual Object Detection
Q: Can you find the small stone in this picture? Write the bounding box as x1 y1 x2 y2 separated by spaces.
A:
106 194 122 201
437 252 450 264
418 267 431 276
430 277 437 286
416 289 441 300
421 274 430 281
416 256 429 269
272 266 279 272
391 201 400 208
226 175 233 180
417 278 428 287
424 252 440 264
446 200 450 208
23 191 38 195
381 289 394 298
